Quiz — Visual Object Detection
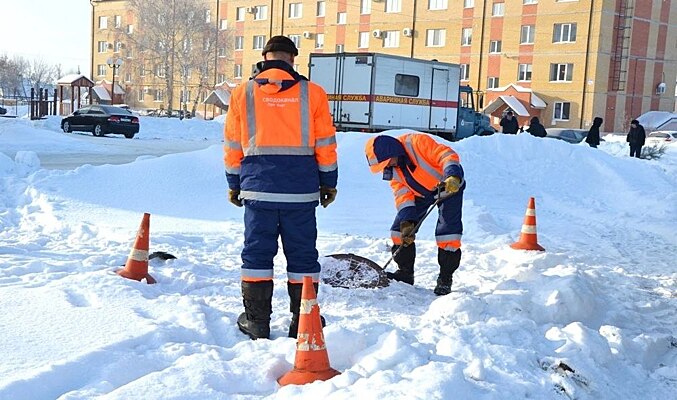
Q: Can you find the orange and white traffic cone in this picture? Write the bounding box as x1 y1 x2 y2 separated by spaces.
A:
116 213 157 284
510 197 545 251
278 276 340 386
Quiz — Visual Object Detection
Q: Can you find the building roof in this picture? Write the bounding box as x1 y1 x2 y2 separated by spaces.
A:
204 88 231 108
91 86 111 101
484 95 530 116
57 74 95 87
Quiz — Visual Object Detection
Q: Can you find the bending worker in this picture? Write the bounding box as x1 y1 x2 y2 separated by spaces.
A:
224 36 338 340
365 133 465 295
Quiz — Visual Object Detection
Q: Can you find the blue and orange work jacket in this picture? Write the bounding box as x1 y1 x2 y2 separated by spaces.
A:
224 61 337 208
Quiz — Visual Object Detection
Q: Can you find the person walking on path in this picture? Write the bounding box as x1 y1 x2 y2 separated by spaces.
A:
224 36 338 340
499 111 519 134
365 133 465 296
627 119 646 158
585 117 603 148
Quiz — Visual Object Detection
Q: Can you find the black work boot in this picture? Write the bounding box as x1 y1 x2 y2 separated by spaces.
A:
386 243 416 285
237 280 273 340
287 281 325 338
434 248 461 296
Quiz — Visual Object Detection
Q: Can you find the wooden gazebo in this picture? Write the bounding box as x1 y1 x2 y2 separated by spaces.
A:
56 74 95 115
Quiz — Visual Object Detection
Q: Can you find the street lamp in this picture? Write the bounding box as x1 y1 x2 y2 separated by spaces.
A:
107 57 123 105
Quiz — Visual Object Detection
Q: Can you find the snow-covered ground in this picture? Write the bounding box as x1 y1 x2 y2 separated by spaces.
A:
1 116 675 399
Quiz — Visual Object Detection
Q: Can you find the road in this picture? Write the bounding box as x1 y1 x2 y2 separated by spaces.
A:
19 134 220 170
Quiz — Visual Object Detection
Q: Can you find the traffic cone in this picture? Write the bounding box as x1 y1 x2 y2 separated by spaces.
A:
510 197 545 251
116 213 157 284
278 276 340 386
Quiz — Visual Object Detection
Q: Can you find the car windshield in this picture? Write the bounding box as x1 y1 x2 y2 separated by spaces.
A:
101 105 132 115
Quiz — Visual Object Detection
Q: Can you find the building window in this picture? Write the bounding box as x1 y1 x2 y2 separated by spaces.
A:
337 12 346 24
154 89 164 102
114 15 121 28
429 0 448 10
289 3 302 18
464 0 474 8
235 36 244 50
114 41 122 52
520 25 535 44
426 29 446 47
254 5 268 20
384 31 400 48
139 66 145 77
492 3 505 17
487 76 499 88
489 40 502 53
234 64 242 78
394 74 419 97
97 64 106 76
336 44 344 52
126 24 134 34
288 35 301 49
386 0 401 13
462 28 472 46
317 1 326 16
138 88 145 102
97 41 107 53
553 102 571 120
126 48 133 58
460 64 470 80
524 0 538 4
358 31 370 48
236 7 245 21
253 35 266 49
553 23 577 43
315 33 325 49
220 19 228 30
361 0 371 14
550 63 573 82
217 73 226 83
518 64 532 81
124 72 131 82
156 65 166 78
218 47 226 57
205 9 211 23
98 16 108 29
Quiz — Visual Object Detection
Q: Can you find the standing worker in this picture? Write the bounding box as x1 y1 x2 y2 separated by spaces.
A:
499 111 519 134
627 119 646 158
224 36 338 340
365 133 465 296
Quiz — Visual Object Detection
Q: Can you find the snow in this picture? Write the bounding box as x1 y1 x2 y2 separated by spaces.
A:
1 115 676 399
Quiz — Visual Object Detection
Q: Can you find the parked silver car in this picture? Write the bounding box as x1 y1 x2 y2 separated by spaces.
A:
545 128 590 144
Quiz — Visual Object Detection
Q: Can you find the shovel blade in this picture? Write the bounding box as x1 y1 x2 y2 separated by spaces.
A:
321 253 390 289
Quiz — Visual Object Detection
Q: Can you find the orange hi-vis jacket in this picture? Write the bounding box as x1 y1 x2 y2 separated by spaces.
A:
224 63 337 208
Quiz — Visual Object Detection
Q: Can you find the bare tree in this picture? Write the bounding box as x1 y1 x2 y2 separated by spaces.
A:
126 0 229 115
27 58 56 91
0 55 30 98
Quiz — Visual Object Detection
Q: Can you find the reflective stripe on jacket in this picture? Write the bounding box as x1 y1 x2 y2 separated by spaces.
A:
390 134 463 221
224 65 337 208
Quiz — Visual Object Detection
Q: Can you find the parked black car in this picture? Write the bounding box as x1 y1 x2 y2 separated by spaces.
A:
0 106 6 115
61 105 139 139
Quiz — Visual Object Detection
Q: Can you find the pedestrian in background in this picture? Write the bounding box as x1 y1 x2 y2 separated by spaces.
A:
526 116 547 138
586 117 603 148
499 111 519 134
224 36 338 340
626 119 646 158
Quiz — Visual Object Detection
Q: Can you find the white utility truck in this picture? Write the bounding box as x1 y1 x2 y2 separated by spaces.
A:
308 52 495 141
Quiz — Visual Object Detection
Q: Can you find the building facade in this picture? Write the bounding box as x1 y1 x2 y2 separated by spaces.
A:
91 0 676 131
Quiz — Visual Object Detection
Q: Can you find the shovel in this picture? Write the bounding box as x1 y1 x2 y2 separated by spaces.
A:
322 190 450 289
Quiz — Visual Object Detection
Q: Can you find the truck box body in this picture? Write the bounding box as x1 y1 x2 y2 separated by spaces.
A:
309 53 461 137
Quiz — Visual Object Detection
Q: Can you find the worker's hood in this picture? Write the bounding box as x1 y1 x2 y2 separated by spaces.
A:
365 135 407 173
251 60 307 94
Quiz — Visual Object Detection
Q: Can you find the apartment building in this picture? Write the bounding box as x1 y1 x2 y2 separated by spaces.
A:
91 0 676 131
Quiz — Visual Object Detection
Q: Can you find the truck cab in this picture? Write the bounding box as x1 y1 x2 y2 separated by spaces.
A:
456 85 495 139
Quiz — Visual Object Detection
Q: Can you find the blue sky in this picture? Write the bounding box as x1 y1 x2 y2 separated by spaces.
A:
0 0 91 75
